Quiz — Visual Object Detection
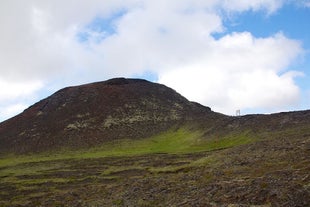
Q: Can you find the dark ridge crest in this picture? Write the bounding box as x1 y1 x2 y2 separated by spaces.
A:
104 77 149 85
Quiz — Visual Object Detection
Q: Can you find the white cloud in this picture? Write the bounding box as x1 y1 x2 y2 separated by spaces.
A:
0 79 43 121
222 0 284 13
0 0 306 121
0 104 29 122
158 32 302 114
303 0 310 7
0 80 43 102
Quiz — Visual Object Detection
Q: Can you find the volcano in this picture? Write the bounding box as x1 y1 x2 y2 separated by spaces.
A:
0 78 223 154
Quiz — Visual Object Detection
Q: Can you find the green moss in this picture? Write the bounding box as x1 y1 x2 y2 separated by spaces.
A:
13 177 70 185
150 155 216 173
0 127 254 168
113 199 124 206
191 131 254 152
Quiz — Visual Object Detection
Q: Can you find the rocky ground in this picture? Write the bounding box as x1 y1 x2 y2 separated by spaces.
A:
1 131 309 207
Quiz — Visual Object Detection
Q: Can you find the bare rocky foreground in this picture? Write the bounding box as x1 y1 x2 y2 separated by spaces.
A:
1 131 309 206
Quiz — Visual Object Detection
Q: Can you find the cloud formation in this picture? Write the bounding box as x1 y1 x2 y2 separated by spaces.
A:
0 79 43 119
0 0 305 120
159 32 302 113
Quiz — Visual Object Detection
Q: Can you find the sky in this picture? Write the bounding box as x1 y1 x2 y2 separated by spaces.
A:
0 0 310 122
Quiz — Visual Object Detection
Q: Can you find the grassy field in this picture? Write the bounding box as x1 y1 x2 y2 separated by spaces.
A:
0 127 253 168
1 126 309 206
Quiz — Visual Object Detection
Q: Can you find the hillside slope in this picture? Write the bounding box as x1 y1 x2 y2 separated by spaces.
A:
0 78 222 154
1 78 310 155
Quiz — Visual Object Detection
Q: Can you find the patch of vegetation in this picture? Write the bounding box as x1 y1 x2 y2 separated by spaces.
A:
149 156 215 173
0 127 256 207
0 131 308 207
0 127 254 168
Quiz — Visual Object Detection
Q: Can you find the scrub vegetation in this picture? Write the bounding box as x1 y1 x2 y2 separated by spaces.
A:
1 126 309 206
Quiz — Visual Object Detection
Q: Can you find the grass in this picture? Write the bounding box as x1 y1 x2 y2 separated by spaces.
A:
76 128 203 157
0 127 254 168
0 126 254 204
1 125 308 206
149 156 216 173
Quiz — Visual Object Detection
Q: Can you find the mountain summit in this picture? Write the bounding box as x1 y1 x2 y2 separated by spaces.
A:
0 78 220 154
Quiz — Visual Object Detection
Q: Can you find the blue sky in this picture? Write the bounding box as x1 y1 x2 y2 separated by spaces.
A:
77 10 127 43
0 0 309 121
217 2 310 114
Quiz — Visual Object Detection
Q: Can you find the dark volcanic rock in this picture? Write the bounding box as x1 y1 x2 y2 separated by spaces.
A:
0 78 217 154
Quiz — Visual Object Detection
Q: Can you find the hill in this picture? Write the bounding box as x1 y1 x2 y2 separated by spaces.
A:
0 78 220 154
0 78 309 206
